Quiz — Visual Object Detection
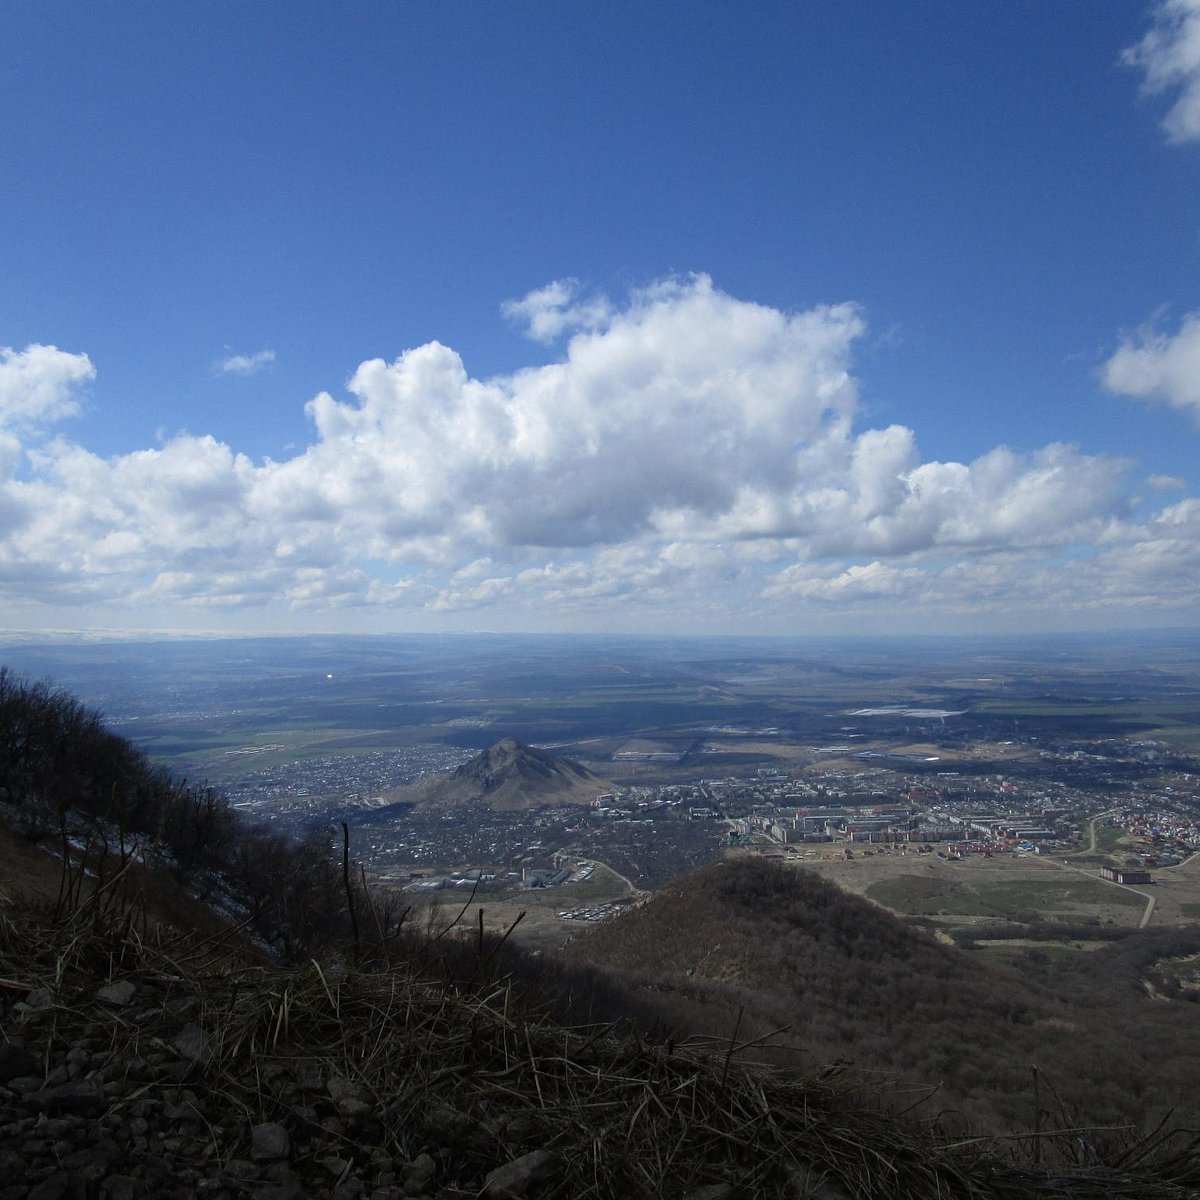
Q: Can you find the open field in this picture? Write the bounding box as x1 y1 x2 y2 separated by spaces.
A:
1146 852 1200 923
1063 821 1136 865
969 698 1200 750
416 862 637 954
862 872 1144 921
756 845 1200 943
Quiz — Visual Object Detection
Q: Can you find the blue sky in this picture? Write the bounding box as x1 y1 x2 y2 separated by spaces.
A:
2 0 1200 636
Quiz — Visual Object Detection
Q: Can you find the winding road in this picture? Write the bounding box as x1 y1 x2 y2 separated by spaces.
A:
1055 856 1155 929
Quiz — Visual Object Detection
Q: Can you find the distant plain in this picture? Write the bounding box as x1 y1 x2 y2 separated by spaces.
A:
4 630 1200 954
4 630 1199 779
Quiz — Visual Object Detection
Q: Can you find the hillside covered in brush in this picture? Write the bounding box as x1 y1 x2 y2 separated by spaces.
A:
566 857 1200 1137
4 669 1200 1199
0 667 360 960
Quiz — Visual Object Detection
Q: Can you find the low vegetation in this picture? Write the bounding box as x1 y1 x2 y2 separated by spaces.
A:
0 668 357 961
568 858 1200 1142
864 874 1144 921
3 671 1200 1198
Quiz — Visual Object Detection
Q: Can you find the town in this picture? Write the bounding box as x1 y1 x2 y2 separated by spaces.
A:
332 727 1200 902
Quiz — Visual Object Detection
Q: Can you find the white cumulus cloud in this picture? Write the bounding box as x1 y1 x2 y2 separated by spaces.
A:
501 278 613 343
0 344 95 427
1102 311 1200 421
1148 472 1187 489
1123 0 1200 143
762 560 924 603
0 277 1182 629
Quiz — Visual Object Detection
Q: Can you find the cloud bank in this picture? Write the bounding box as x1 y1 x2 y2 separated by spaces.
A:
0 277 1192 631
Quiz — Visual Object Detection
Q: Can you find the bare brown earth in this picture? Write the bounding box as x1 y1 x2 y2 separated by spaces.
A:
0 824 258 946
0 825 63 906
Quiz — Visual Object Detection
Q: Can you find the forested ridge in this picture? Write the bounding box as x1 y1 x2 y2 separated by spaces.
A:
568 857 1200 1139
0 667 353 959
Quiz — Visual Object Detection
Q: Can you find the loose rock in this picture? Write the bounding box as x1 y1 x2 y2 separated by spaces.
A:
96 981 137 1008
483 1150 560 1199
251 1122 291 1162
171 1024 209 1063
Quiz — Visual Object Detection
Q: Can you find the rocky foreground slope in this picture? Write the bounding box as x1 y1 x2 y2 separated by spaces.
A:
4 887 1200 1200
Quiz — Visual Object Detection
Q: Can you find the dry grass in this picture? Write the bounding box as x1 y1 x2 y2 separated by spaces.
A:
3 888 1200 1200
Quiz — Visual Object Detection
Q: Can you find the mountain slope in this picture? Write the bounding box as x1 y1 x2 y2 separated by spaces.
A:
7 881 1200 1200
5 677 1200 1196
565 857 1200 1137
397 737 606 811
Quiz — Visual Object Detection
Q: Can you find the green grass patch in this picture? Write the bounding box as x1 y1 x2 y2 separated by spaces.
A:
967 941 1089 966
865 874 1144 920
1094 824 1128 855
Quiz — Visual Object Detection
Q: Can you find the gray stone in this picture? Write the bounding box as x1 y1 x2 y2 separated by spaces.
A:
321 1157 353 1181
220 1159 260 1184
327 1075 363 1102
261 1170 307 1200
62 1149 102 1171
251 1122 291 1162
483 1150 559 1198
96 980 137 1007
328 1074 373 1118
401 1152 436 1196
158 1060 194 1083
171 1024 209 1063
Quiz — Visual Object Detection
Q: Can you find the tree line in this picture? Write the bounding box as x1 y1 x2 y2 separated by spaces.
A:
0 667 350 958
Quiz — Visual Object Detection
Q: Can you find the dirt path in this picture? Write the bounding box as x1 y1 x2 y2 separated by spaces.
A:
586 857 641 897
1056 857 1155 928
1074 809 1118 856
